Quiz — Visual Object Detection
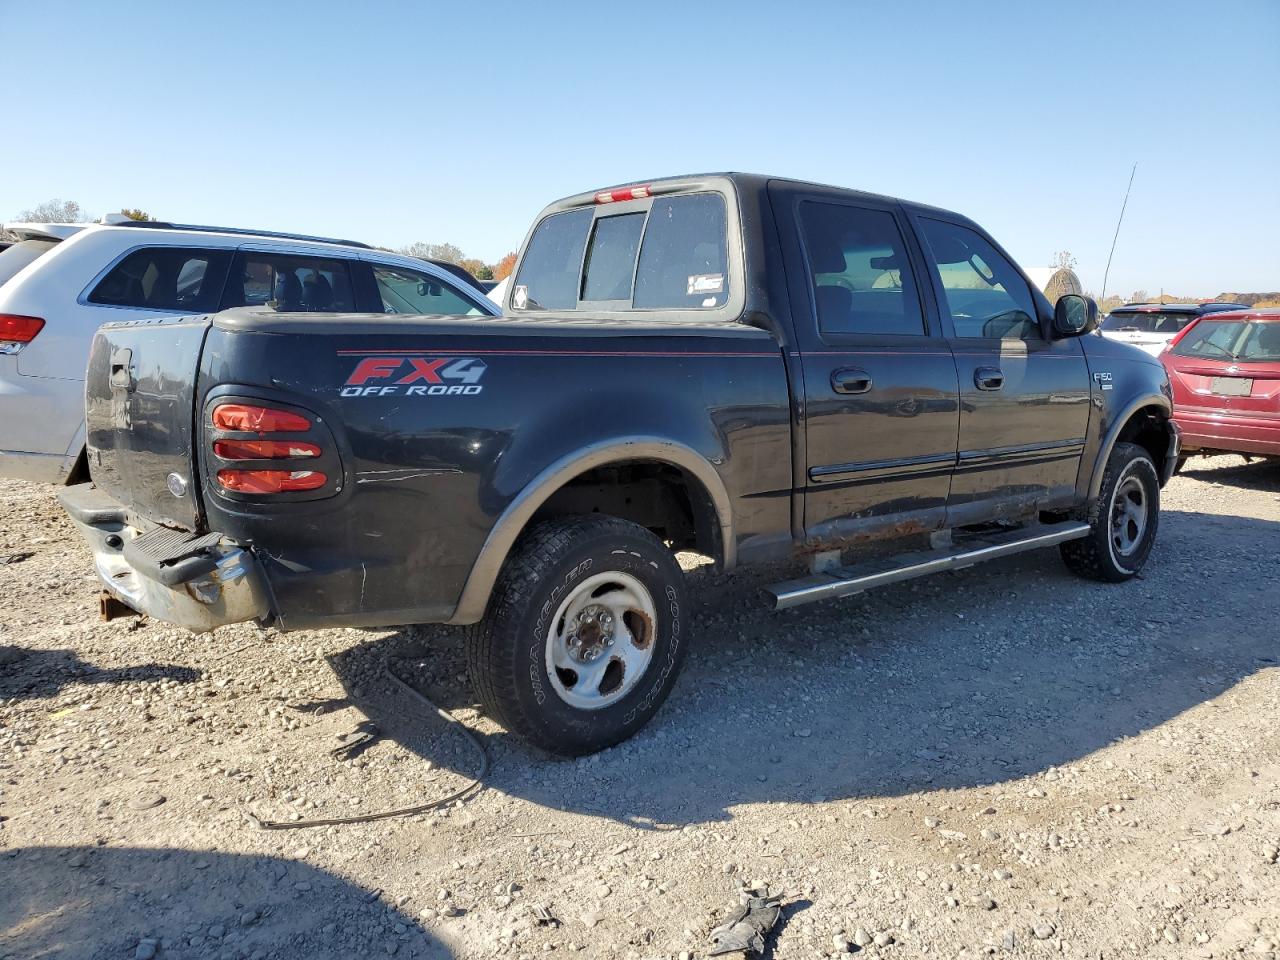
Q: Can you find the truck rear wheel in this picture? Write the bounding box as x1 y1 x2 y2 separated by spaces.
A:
1060 441 1160 582
466 515 688 756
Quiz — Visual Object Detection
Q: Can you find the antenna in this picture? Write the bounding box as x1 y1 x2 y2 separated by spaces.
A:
1099 162 1137 305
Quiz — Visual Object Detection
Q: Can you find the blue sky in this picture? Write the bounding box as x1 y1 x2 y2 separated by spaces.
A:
3 0 1276 298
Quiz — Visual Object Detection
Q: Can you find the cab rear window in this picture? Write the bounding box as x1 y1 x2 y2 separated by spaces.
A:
512 193 728 312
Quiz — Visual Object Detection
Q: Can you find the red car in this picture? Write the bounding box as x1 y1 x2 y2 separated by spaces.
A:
1161 308 1280 460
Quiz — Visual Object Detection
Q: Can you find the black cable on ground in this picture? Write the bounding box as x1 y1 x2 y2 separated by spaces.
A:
245 659 489 830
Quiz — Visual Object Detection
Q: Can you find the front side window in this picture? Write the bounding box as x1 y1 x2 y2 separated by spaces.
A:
512 193 729 312
225 253 356 312
1172 320 1280 362
373 265 487 316
798 201 925 336
89 247 231 312
918 219 1039 340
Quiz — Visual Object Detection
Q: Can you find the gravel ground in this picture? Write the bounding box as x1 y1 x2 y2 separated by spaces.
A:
1 456 1277 960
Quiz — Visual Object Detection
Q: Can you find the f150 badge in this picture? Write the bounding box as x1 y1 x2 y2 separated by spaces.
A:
1093 371 1113 391
339 355 487 397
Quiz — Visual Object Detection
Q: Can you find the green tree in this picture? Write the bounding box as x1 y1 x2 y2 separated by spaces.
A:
458 258 492 280
119 208 154 221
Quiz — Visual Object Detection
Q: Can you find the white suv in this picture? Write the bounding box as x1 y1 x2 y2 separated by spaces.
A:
0 221 498 483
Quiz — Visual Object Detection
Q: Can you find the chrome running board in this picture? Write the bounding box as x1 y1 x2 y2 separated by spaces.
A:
766 522 1090 610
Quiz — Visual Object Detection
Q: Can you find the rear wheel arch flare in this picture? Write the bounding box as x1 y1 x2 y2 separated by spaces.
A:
448 438 734 625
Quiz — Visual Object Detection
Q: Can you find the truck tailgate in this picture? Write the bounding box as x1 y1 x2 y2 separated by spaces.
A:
85 314 211 530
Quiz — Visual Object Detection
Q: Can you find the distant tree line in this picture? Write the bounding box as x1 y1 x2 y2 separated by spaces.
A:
5 199 521 283
1 199 152 240
1216 292 1280 308
396 241 516 281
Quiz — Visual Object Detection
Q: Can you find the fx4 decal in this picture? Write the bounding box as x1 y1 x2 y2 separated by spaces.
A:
340 356 487 397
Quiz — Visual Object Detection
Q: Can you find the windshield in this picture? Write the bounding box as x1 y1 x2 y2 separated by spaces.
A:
0 238 59 287
1101 310 1195 334
1172 320 1280 362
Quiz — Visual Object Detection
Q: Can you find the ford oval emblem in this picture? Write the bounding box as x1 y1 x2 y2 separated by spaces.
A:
166 472 188 498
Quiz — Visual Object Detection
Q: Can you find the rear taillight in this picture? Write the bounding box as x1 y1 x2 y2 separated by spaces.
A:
210 401 332 496
1166 318 1202 352
213 439 321 460
212 403 311 433
0 314 45 354
216 469 327 493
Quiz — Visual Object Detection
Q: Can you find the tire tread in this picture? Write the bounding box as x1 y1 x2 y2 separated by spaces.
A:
465 515 682 754
1060 441 1158 582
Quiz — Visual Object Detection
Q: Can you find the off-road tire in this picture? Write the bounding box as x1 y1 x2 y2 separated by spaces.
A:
466 515 688 756
1060 441 1160 582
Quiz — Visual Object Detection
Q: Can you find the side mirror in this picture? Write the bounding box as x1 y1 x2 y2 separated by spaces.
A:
1053 294 1098 338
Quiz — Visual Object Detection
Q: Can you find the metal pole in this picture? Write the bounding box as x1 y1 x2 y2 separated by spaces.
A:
1100 162 1137 304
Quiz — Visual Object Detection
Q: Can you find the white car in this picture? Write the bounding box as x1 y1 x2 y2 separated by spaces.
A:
1097 301 1248 357
0 220 498 483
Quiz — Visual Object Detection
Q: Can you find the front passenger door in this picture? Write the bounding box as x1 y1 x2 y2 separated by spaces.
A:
913 217 1091 525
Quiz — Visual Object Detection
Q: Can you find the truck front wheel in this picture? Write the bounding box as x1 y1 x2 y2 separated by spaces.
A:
1060 441 1160 582
466 515 689 756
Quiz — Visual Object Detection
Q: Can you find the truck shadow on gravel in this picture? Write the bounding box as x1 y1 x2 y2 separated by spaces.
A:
326 508 1279 830
1179 456 1280 493
0 845 455 960
0 645 199 703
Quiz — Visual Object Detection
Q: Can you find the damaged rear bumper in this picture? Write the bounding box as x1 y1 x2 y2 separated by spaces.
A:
58 483 272 633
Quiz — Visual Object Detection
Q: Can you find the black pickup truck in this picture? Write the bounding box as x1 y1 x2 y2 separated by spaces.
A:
61 174 1178 755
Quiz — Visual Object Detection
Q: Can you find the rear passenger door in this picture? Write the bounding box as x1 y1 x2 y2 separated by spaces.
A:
911 216 1091 523
773 186 960 543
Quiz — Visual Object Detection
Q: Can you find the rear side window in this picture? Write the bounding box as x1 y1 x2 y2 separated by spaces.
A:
373 264 487 316
224 253 356 312
797 201 925 336
88 247 231 312
0 238 59 287
513 193 729 312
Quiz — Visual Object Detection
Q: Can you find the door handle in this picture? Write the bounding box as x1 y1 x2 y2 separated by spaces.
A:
109 347 135 392
974 366 1004 391
831 368 873 394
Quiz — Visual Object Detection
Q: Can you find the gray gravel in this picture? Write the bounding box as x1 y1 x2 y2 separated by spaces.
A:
1 454 1277 959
